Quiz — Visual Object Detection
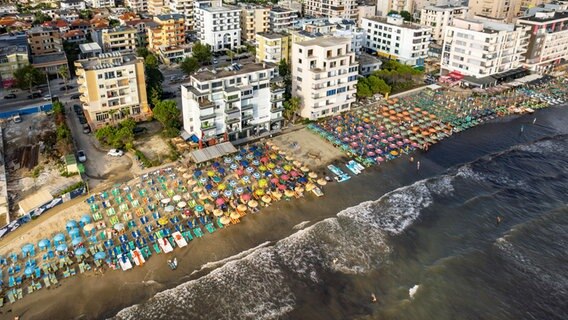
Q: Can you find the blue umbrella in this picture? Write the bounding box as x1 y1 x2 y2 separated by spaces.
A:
53 233 65 243
229 180 237 187
252 160 260 166
211 190 219 198
298 177 308 183
212 176 222 183
246 167 254 173
80 215 92 225
24 267 33 276
224 157 232 163
140 216 148 224
194 170 202 177
56 244 67 251
235 187 244 194
212 162 220 168
235 155 242 160
89 235 98 243
195 205 204 212
75 247 87 256
242 176 250 182
69 228 80 238
72 237 83 246
94 251 106 260
21 243 34 255
205 184 213 190
119 235 128 243
241 160 249 167
224 190 232 197
38 239 50 250
199 177 208 184
66 220 78 229
253 172 261 179
218 168 226 175
104 240 114 248
230 163 238 170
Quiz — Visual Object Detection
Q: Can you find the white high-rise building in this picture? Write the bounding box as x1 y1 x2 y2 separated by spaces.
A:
362 14 431 66
125 0 148 12
420 4 468 44
441 17 530 78
269 6 299 32
518 10 568 72
181 63 286 141
194 2 241 52
304 0 358 19
85 0 115 8
291 37 358 120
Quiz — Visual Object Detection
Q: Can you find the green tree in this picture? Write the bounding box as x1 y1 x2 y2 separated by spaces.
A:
13 65 44 93
32 11 52 25
109 19 120 28
79 9 93 20
367 75 391 95
58 65 70 93
278 59 289 78
136 47 150 58
400 10 413 22
227 49 235 64
180 57 199 76
153 99 181 137
283 96 301 123
144 54 159 68
144 54 164 104
192 42 212 65
356 78 372 98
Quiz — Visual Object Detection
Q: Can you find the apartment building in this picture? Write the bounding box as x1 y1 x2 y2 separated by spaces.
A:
86 0 115 8
468 0 521 22
125 0 148 13
256 32 290 63
92 26 137 53
441 17 530 78
291 37 358 120
518 10 568 72
240 6 269 43
168 0 194 30
181 62 285 141
74 52 151 129
27 26 63 55
194 2 241 52
376 0 414 16
0 44 28 88
304 0 358 19
420 4 468 44
148 0 165 15
147 14 186 52
362 15 431 66
60 0 86 10
269 7 299 32
358 5 376 26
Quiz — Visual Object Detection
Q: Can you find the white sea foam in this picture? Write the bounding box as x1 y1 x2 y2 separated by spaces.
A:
292 220 311 230
189 241 272 276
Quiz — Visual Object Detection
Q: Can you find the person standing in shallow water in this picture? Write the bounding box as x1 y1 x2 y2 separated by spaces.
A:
417 161 420 170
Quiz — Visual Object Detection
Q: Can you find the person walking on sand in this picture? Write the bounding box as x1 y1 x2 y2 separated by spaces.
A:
417 161 421 170
520 125 524 133
533 117 537 124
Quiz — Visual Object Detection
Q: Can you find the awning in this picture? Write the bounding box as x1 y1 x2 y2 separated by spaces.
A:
189 142 237 164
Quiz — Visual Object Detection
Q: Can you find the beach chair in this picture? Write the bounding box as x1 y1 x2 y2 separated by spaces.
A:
7 290 15 304
43 276 51 288
199 216 206 225
110 216 120 226
182 231 193 241
148 234 156 243
16 288 23 300
70 267 76 276
187 220 194 229
34 280 42 290
63 268 70 278
128 241 135 251
231 217 240 224
50 273 58 285
193 227 203 238
216 218 224 229
141 247 152 259
27 284 34 294
94 259 102 267
8 276 15 288
15 276 22 286
79 263 85 274
168 237 176 248
152 243 161 254
50 263 58 272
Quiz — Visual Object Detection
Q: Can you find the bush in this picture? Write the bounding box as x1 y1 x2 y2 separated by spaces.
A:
134 149 158 168
56 181 85 196
167 141 181 161
31 165 44 178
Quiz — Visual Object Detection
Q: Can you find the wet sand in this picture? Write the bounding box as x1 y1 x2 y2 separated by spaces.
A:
1 107 559 320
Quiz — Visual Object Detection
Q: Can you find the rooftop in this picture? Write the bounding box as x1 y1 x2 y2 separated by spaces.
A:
256 32 288 39
518 10 568 23
77 52 139 70
199 5 240 13
364 16 429 30
296 36 350 47
155 13 184 21
423 4 468 11
359 52 383 66
189 62 276 82
103 25 137 33
79 42 102 53
0 44 28 56
271 6 297 13
32 52 68 65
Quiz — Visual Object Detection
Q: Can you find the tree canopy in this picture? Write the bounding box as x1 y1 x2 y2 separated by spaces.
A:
13 65 44 92
143 53 163 105
180 57 199 76
192 42 212 64
153 100 181 137
95 119 136 149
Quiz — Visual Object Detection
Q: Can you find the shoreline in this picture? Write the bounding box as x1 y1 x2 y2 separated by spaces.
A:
2 104 565 320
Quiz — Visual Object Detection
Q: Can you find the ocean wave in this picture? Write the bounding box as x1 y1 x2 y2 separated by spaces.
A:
292 220 311 230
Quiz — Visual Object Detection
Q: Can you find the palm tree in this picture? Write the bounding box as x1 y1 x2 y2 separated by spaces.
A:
284 96 301 124
58 65 69 93
227 49 235 65
108 109 118 126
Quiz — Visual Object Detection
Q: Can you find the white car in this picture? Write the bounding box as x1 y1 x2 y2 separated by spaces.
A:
13 114 22 123
107 149 124 157
77 150 87 162
43 94 52 101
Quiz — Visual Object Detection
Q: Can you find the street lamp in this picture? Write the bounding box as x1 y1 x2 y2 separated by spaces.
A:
46 72 53 102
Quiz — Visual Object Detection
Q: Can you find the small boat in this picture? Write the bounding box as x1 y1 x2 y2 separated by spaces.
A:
327 165 350 182
311 186 324 197
351 160 365 171
167 257 178 270
345 161 360 175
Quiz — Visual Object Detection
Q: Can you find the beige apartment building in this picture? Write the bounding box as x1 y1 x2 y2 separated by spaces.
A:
291 37 358 120
27 26 63 55
75 52 151 129
468 0 524 22
147 14 186 52
92 26 137 53
240 6 270 42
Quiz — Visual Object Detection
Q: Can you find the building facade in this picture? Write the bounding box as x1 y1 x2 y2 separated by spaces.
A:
27 26 63 56
168 0 194 30
518 11 568 72
256 32 290 63
363 15 431 66
420 5 468 44
194 3 241 52
74 52 151 129
269 7 299 32
304 0 358 19
441 17 530 78
0 45 29 88
92 26 137 53
181 62 285 141
240 6 270 43
291 37 358 120
147 14 186 52
468 0 521 22
125 0 148 13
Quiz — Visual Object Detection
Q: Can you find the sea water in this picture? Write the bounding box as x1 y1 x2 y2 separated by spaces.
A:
114 111 568 320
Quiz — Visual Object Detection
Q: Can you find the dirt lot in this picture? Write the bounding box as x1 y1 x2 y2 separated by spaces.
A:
2 113 81 216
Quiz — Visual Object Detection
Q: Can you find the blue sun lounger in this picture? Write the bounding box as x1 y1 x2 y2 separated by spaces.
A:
205 223 215 233
193 227 203 238
152 243 161 253
182 230 193 241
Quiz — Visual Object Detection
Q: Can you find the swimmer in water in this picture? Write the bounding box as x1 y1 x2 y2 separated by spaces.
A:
496 216 503 225
332 258 338 264
371 293 377 303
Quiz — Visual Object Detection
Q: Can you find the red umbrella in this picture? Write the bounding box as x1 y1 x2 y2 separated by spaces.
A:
241 193 251 201
216 198 225 206
281 175 289 181
270 178 279 184
260 157 269 164
236 169 244 176
290 171 299 177
278 184 287 191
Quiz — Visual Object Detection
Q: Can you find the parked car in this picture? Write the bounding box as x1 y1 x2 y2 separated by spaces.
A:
82 124 91 134
77 150 87 162
59 85 74 91
43 94 52 101
4 93 16 99
133 127 147 135
78 116 87 125
28 92 41 99
70 94 81 100
73 104 82 114
12 114 22 123
107 149 124 157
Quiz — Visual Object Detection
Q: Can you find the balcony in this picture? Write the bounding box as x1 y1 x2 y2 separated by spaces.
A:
199 112 215 121
241 104 254 111
271 106 284 112
197 98 215 109
271 96 285 102
224 107 239 115
242 113 253 121
226 117 240 124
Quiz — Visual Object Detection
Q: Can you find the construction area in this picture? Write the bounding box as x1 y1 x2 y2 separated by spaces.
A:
1 112 81 224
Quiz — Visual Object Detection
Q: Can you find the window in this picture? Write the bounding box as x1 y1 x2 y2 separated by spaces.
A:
337 87 346 93
296 76 302 82
326 89 336 96
348 75 357 82
298 58 302 64
212 81 222 88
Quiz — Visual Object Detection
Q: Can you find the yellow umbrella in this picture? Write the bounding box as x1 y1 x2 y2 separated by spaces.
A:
261 195 272 203
259 165 267 171
204 203 214 212
271 191 282 199
295 186 304 193
158 217 168 225
230 212 241 219
220 216 231 225
305 182 315 192
217 184 226 191
267 163 276 169
199 193 209 200
213 209 223 217
248 200 258 208
283 165 292 171
207 170 215 177
255 189 265 196
269 154 277 160
193 186 202 193
258 179 268 188
187 179 197 186
308 172 317 179
237 204 247 212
